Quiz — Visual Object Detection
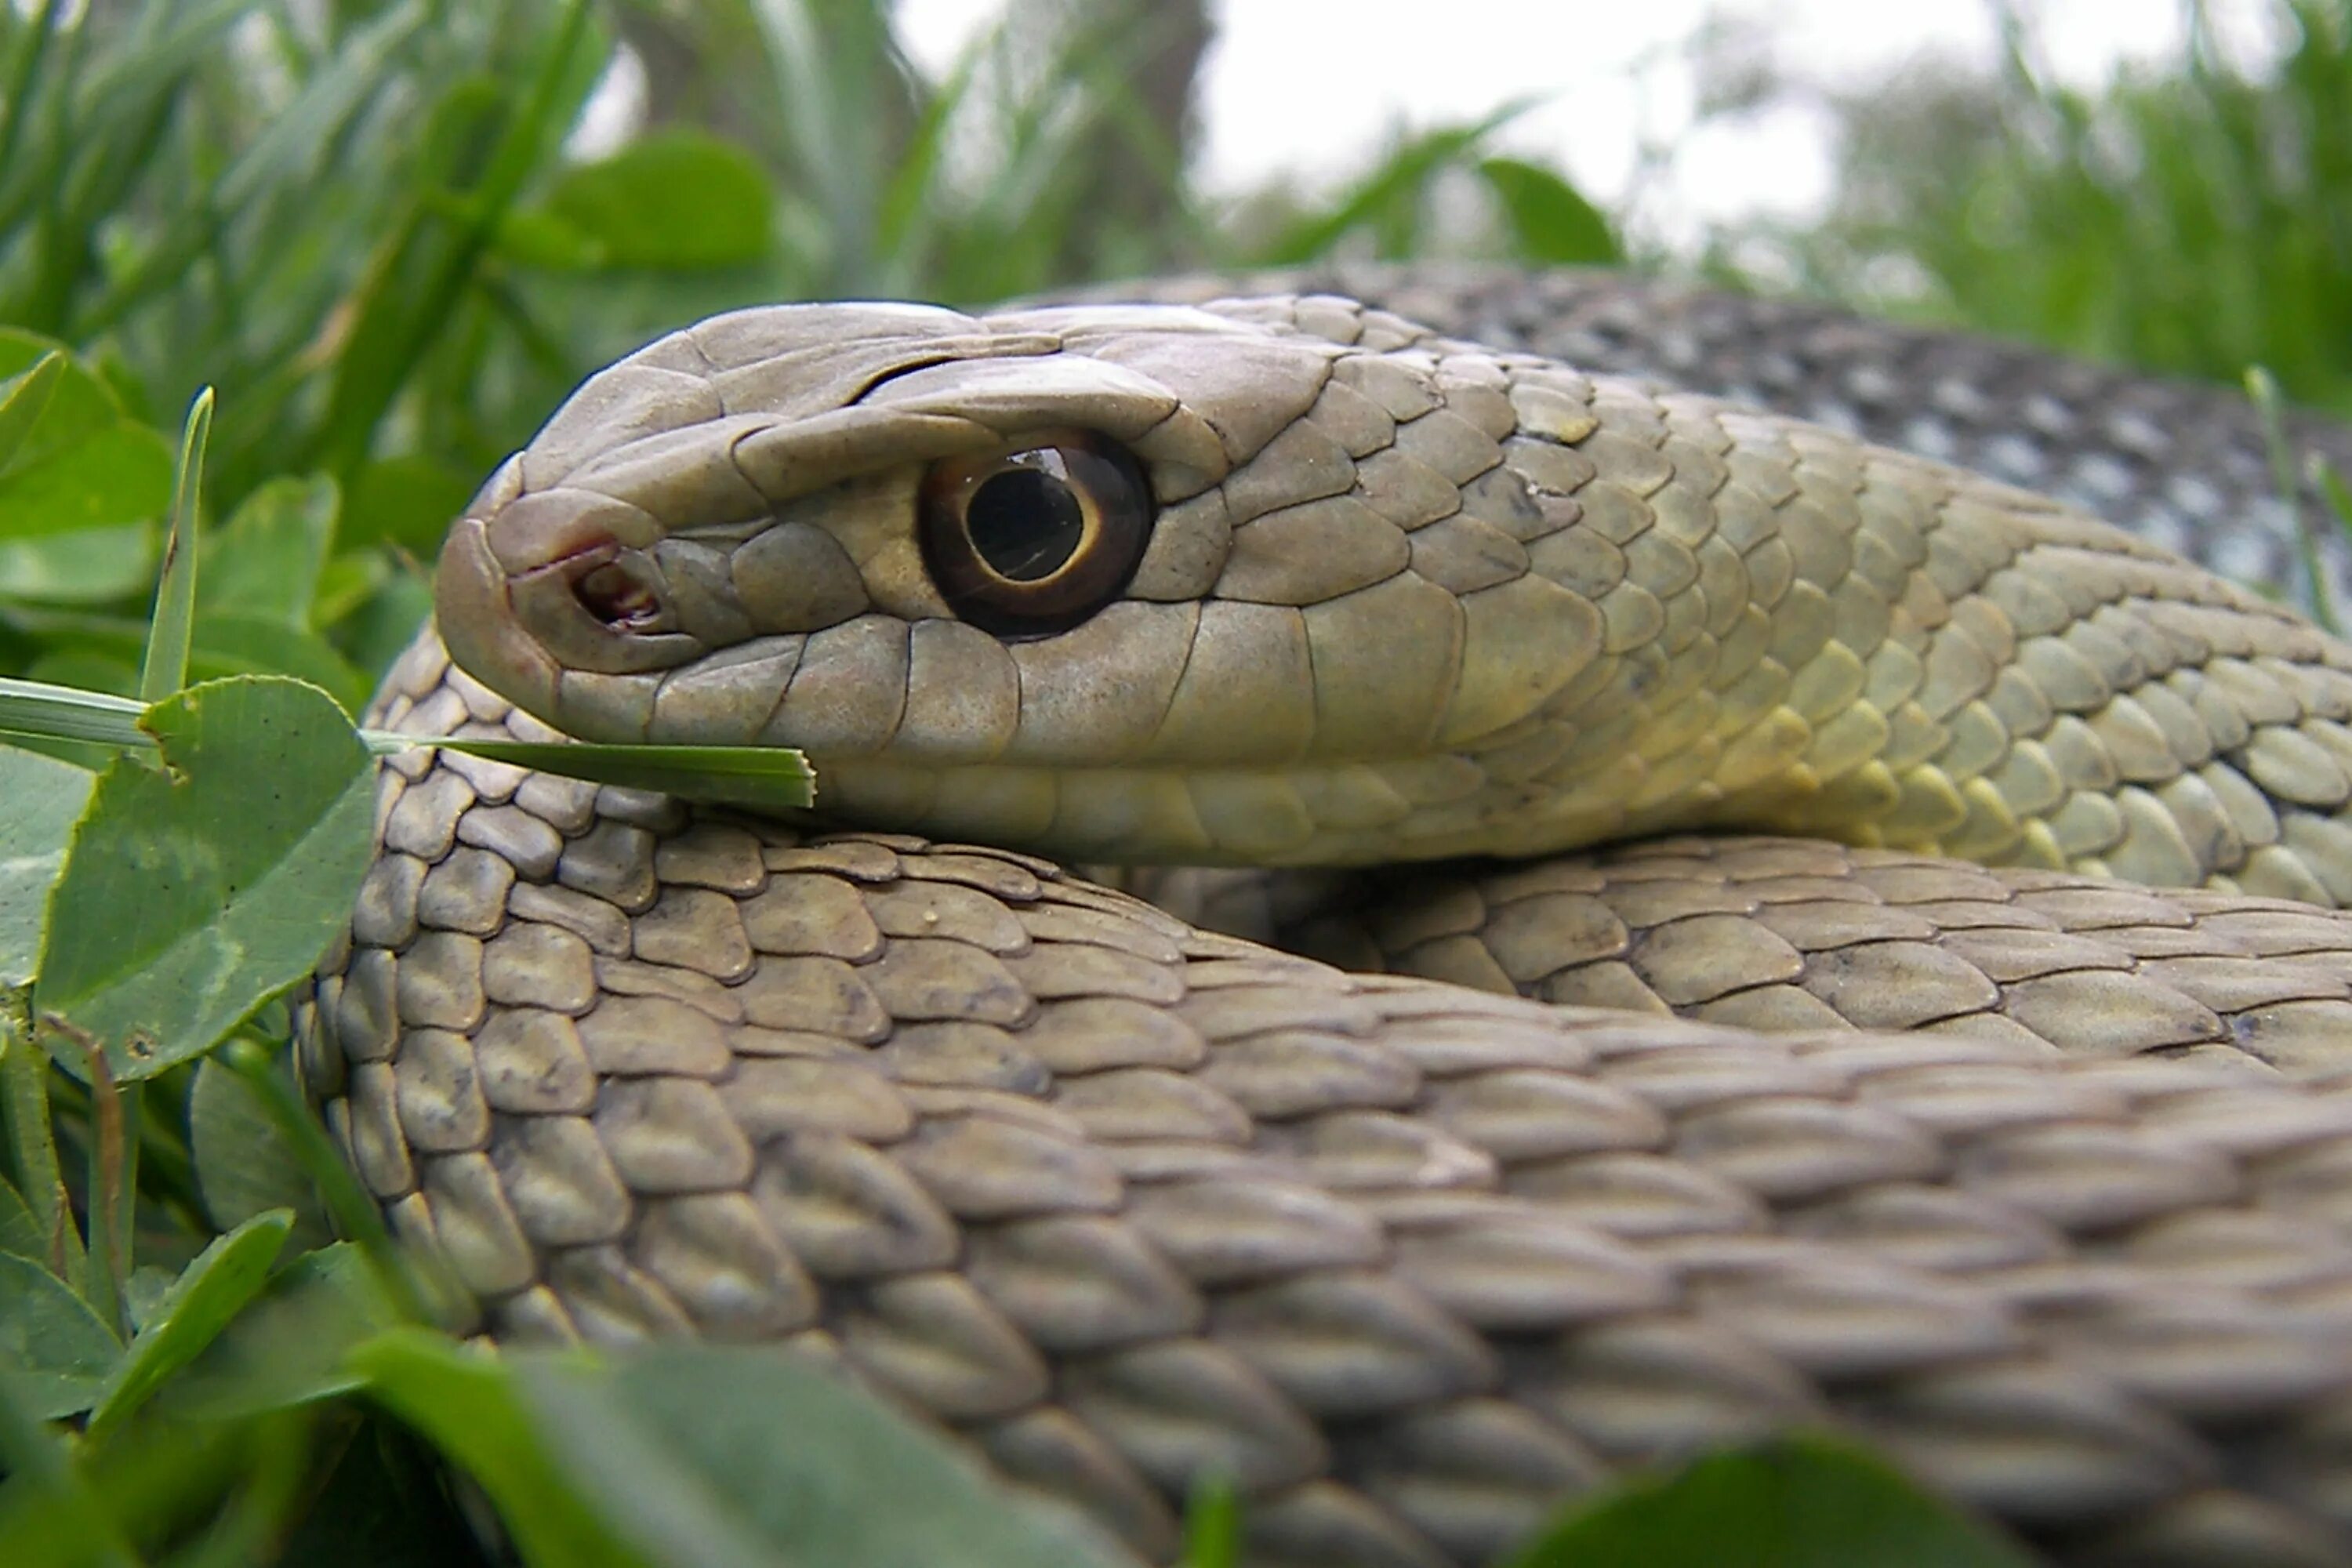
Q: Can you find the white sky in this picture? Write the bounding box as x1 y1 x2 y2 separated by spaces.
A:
894 0 2283 238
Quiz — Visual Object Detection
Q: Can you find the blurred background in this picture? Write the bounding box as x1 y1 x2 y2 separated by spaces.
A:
1 0 2348 705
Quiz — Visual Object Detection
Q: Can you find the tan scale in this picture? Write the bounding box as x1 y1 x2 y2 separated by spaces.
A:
301 278 2352 1567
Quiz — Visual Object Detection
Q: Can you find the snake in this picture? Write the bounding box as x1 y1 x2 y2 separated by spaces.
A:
297 265 2352 1568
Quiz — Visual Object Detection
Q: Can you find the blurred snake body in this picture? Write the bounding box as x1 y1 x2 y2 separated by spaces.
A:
300 269 2352 1566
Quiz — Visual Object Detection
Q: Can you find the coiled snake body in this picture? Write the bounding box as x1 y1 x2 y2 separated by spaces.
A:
299 268 2352 1567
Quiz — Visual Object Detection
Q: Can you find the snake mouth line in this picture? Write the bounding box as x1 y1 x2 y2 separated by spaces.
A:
807 751 1599 867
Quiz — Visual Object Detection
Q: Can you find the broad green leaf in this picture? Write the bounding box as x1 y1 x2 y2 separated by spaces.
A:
0 350 64 470
193 614 372 713
0 743 93 987
34 677 376 1080
0 422 174 540
1478 157 1621 264
82 1210 292 1445
351 1331 655 1568
199 475 339 629
0 1253 121 1418
512 1341 1134 1568
138 388 213 703
189 1054 332 1247
527 129 774 270
0 331 144 472
1504 1433 2034 1568
155 1243 401 1421
0 524 156 603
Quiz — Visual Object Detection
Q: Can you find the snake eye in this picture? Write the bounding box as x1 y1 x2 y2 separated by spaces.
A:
918 430 1154 635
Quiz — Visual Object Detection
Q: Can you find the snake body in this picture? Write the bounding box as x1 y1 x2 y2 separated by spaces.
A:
301 275 2352 1566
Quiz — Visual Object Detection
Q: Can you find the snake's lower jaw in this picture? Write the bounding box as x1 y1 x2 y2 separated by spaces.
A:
811 753 1611 869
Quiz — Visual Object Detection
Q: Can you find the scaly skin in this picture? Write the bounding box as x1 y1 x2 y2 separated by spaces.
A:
303 282 2352 1567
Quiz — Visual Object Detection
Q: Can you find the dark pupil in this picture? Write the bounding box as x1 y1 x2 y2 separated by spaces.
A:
967 467 1084 582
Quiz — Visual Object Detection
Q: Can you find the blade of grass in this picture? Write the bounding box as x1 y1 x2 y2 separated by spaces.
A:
307 0 599 478
138 389 213 705
0 677 815 809
217 1037 437 1327
2245 365 2336 632
0 0 64 183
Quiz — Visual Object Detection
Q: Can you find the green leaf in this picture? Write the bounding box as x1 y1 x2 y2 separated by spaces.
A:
192 614 372 713
525 129 775 270
154 1243 401 1421
189 1054 332 1247
33 677 376 1080
0 1252 122 1419
198 474 339 630
0 743 93 988
510 1341 1134 1568
1504 1433 2034 1568
0 1173 47 1261
0 524 156 604
138 388 213 703
0 421 175 540
0 350 64 470
359 1336 1135 1568
351 1331 656 1568
0 334 169 545
82 1210 292 1445
1478 157 1622 264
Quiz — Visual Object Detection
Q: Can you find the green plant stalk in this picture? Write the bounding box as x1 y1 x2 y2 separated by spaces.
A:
0 1007 82 1279
71 1032 133 1338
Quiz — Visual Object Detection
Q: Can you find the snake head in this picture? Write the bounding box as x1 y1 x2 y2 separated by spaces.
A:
438 296 1606 864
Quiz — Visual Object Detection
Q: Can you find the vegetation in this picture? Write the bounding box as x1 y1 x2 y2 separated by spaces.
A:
2 0 2347 1563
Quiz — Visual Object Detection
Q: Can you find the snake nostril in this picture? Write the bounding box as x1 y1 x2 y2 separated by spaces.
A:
572 557 666 630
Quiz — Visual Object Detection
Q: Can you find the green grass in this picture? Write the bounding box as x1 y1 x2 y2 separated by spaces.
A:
2 0 2349 1563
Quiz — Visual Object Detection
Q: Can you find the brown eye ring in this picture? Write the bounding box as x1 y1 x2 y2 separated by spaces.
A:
918 429 1154 636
